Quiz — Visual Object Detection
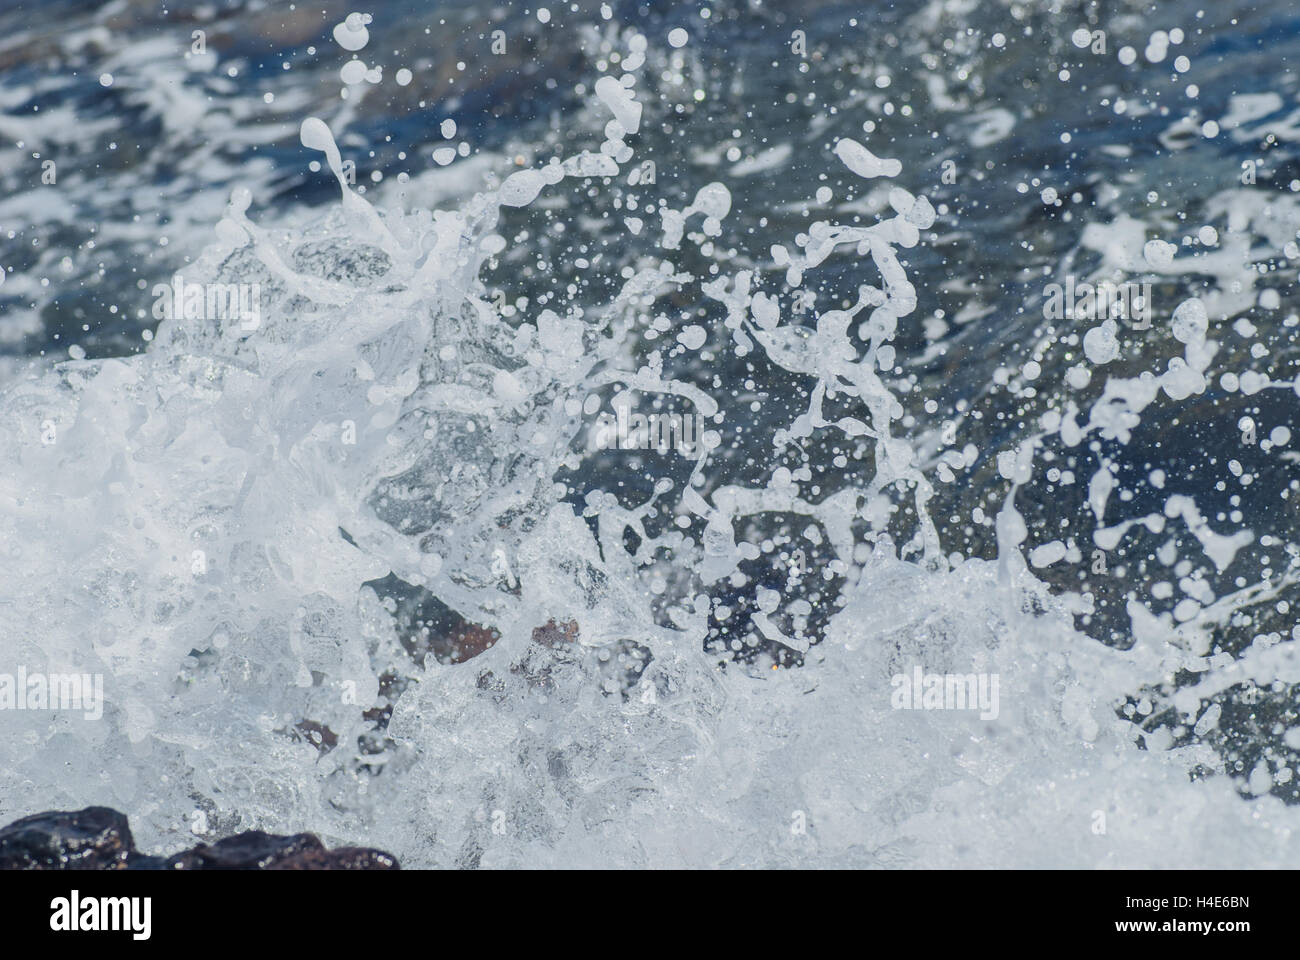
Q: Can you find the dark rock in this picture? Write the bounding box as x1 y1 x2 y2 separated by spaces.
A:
531 618 579 647
162 831 398 870
0 806 134 870
0 807 398 870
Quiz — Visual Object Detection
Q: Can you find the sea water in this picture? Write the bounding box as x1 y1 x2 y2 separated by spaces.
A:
0 1 1298 868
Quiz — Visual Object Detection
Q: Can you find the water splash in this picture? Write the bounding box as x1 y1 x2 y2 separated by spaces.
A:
2 13 1300 868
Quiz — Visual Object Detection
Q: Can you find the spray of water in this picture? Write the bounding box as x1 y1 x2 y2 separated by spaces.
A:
2 16 1300 867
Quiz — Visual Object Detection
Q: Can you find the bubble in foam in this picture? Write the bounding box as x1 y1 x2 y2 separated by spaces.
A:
595 75 642 134
677 325 707 350
300 117 344 180
1083 320 1120 365
1171 297 1208 344
1030 541 1067 567
333 13 370 52
493 369 527 406
1144 238 1176 267
834 137 902 179
340 60 367 85
623 34 647 71
499 164 564 207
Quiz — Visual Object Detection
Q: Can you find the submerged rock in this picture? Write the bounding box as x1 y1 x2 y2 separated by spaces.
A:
0 807 398 870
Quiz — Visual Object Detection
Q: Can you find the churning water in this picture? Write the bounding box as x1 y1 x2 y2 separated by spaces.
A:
1 0 1300 867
